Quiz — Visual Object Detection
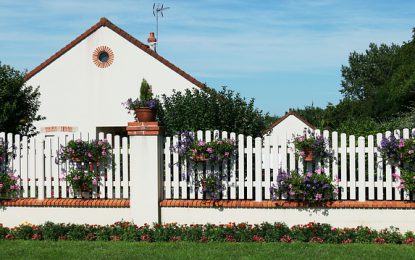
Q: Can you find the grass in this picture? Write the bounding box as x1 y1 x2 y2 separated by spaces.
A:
1 241 414 259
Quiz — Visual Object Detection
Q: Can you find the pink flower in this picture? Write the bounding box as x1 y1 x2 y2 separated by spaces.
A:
408 150 414 155
306 172 313 177
224 152 230 157
315 193 322 200
207 147 214 154
198 141 205 146
399 139 405 148
88 152 93 158
73 175 81 181
299 151 305 157
289 191 295 196
92 179 98 185
0 183 3 189
102 151 107 156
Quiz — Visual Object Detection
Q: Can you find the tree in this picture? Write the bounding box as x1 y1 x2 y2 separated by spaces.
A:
0 62 44 135
294 27 415 135
158 87 271 137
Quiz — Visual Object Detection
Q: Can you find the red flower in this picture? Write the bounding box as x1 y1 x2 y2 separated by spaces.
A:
252 235 265 242
280 235 293 243
5 233 14 240
404 237 415 245
310 236 324 243
374 237 385 244
31 234 42 240
341 238 352 244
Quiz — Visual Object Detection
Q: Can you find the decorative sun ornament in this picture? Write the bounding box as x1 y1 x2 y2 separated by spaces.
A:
92 46 114 68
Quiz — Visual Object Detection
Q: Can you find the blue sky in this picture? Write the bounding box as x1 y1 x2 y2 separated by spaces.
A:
1 0 414 116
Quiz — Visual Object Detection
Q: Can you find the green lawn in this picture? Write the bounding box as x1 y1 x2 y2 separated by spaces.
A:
1 241 414 259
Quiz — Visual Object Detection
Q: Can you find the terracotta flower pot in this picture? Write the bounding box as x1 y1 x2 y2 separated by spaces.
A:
134 107 157 122
303 148 314 162
193 154 208 162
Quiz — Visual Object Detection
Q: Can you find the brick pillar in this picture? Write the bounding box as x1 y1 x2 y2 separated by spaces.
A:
127 121 164 225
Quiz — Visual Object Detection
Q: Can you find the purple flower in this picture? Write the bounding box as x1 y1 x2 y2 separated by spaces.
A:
315 193 322 200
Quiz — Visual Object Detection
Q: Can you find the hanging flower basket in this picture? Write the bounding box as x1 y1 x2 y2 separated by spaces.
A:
135 107 157 122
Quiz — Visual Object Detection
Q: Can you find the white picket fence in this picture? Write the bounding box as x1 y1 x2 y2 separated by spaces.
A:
164 129 415 202
3 128 414 202
1 132 130 199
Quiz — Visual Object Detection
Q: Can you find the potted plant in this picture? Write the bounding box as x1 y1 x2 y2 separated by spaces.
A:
56 139 112 198
271 168 339 204
171 131 237 200
292 129 333 162
123 79 159 122
379 134 415 193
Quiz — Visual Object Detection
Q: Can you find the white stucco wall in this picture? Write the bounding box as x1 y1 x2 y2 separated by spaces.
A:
26 26 199 135
267 115 313 143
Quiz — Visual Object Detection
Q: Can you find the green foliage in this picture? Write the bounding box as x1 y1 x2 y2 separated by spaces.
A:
272 169 338 204
159 87 269 137
293 28 415 136
0 62 44 135
139 79 153 102
1 221 414 245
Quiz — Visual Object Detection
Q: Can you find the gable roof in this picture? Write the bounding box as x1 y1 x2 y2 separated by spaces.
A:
264 111 315 135
24 17 208 91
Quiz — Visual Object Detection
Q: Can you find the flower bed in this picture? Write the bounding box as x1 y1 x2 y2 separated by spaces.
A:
0 221 414 244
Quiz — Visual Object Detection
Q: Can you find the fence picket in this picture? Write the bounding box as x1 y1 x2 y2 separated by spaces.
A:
221 131 228 199
368 135 375 200
172 135 180 199
331 132 339 189
230 132 237 199
238 134 245 200
13 134 21 197
28 137 36 198
45 137 52 198
264 135 271 200
122 137 129 199
385 131 393 200
254 137 262 201
376 133 384 200
357 137 365 201
21 136 29 197
197 131 204 199
340 133 347 199
106 133 113 199
349 135 356 200
52 136 60 198
164 137 172 199
246 136 253 199
114 135 121 198
402 129 410 200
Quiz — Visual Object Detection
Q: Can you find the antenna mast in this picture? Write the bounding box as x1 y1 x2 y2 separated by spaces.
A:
153 3 170 43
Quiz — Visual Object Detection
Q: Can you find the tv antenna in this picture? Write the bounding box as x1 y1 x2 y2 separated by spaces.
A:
153 3 170 42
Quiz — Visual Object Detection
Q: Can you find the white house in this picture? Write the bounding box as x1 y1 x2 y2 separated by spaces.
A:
25 17 207 136
264 112 315 143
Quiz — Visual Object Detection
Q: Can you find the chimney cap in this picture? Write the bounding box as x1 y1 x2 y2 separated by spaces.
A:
148 32 157 43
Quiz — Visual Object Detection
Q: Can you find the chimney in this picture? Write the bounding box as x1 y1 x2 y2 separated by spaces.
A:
147 32 157 52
